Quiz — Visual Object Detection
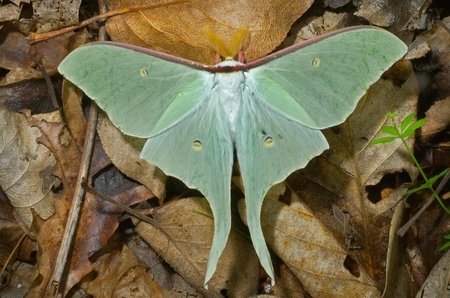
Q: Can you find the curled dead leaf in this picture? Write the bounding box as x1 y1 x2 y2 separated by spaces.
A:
0 109 58 228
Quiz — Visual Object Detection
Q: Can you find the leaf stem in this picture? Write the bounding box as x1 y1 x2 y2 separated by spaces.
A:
392 116 450 214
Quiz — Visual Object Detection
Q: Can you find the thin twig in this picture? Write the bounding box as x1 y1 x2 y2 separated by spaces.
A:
46 103 99 296
0 233 27 296
397 170 450 237
28 0 190 44
46 3 106 292
83 183 156 226
36 62 59 109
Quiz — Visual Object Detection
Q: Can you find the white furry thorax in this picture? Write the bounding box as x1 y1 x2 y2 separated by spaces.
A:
213 60 246 136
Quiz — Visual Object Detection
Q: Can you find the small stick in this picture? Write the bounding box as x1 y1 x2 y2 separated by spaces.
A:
46 1 107 293
397 170 450 237
28 0 190 44
46 101 99 297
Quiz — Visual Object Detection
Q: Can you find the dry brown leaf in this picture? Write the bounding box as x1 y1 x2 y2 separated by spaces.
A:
324 0 351 9
126 234 201 296
382 200 412 297
0 30 70 86
291 61 419 291
420 96 450 142
0 261 36 297
239 183 381 297
355 0 432 29
0 109 58 228
135 197 260 297
65 185 155 293
415 248 450 298
272 264 308 297
81 243 166 298
0 198 25 266
293 11 353 42
20 85 156 295
97 113 167 200
413 17 450 101
0 3 21 22
82 240 201 297
32 0 81 33
106 0 314 64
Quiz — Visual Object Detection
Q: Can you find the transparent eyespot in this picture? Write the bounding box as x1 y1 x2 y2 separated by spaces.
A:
263 136 275 148
312 58 320 67
192 140 203 151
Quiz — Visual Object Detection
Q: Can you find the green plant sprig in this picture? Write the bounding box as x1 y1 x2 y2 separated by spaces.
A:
370 112 450 214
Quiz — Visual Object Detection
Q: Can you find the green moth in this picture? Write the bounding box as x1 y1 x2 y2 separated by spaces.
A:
58 26 407 286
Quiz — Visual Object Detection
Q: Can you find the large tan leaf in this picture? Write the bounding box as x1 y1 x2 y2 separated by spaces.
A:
106 0 314 64
291 61 420 290
135 197 260 297
0 109 58 228
239 183 381 297
97 113 166 201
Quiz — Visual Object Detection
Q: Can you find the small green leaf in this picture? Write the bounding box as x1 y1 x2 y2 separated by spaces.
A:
430 168 450 183
370 136 398 145
439 240 450 251
402 119 426 138
386 111 398 119
403 183 430 196
400 113 416 132
381 125 398 135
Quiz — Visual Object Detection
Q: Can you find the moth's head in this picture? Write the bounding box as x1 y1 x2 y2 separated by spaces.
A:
205 26 248 63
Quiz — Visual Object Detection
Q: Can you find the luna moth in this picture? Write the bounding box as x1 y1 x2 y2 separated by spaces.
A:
58 26 407 287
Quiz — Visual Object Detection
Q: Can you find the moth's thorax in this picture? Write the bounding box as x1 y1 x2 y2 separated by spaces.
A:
213 60 245 136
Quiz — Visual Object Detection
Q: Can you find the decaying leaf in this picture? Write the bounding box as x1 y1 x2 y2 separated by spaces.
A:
272 264 308 297
293 11 353 42
135 197 260 297
105 0 315 64
382 201 412 297
421 96 450 142
415 246 450 298
81 238 202 297
292 61 419 290
238 183 381 297
32 0 82 33
0 109 58 228
0 30 70 86
412 16 450 100
355 0 432 29
97 113 167 201
0 3 21 23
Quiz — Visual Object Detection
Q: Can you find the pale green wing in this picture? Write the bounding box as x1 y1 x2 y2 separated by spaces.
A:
59 42 233 285
246 26 408 129
58 42 210 138
141 96 234 287
235 88 329 282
